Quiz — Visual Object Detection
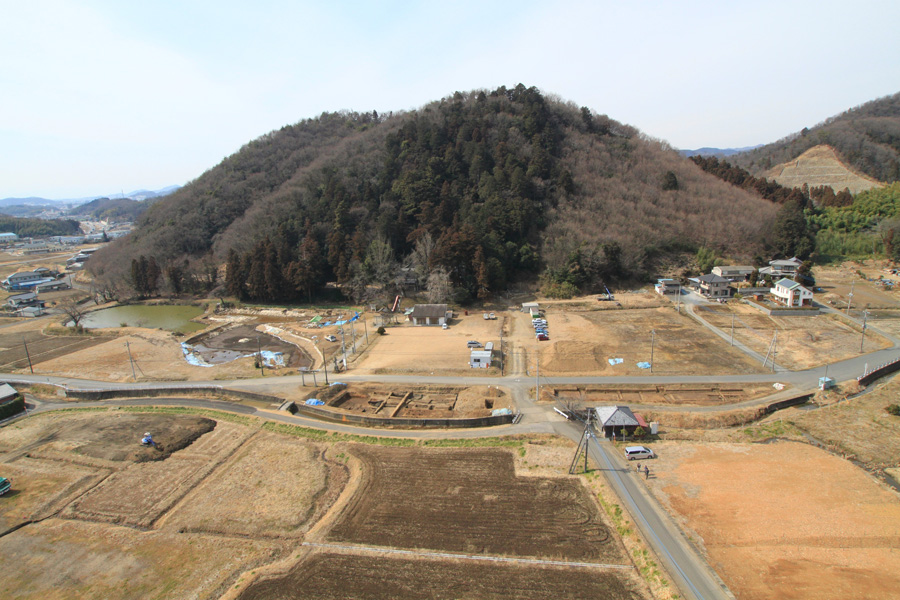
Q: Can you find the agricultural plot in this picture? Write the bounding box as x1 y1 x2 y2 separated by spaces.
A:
0 519 277 600
327 446 625 563
645 441 900 600
161 432 346 537
697 304 890 369
521 307 766 376
238 550 647 600
0 327 115 372
65 420 253 527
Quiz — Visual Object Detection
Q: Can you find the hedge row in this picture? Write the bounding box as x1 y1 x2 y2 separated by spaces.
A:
0 396 25 420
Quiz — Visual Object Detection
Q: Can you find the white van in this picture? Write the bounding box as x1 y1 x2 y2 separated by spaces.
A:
624 446 655 460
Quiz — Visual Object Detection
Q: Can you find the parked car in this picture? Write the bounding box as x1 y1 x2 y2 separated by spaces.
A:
536 333 549 341
483 313 490 320
489 312 496 319
466 340 483 348
624 446 655 460
324 335 337 342
442 323 449 330
0 476 11 496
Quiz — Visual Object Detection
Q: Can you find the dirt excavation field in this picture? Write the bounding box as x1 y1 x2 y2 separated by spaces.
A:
0 409 650 600
315 382 512 418
645 440 900 600
551 383 778 408
696 304 891 369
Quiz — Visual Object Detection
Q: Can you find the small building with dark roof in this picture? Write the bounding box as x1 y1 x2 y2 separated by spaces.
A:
594 405 640 438
408 304 451 326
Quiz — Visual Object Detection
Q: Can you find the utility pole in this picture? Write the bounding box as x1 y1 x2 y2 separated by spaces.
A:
339 326 347 370
323 357 329 385
125 340 137 381
730 314 735 347
500 331 504 376
860 309 869 353
349 320 356 354
363 319 369 344
772 329 777 373
650 330 656 373
535 358 539 404
256 336 264 375
22 337 33 374
846 281 854 316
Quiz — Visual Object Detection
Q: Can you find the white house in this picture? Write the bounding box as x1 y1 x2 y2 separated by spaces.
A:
771 278 813 307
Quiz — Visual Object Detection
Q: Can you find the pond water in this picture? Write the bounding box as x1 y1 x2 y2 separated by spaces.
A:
78 304 206 334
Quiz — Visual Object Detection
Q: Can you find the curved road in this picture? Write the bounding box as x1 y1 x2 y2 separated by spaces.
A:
3 300 899 600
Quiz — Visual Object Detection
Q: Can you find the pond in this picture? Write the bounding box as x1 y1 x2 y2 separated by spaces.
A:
77 304 206 334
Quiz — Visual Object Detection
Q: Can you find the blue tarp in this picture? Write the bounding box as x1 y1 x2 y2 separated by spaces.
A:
259 350 284 368
305 399 325 406
608 358 624 365
636 361 652 369
180 343 214 368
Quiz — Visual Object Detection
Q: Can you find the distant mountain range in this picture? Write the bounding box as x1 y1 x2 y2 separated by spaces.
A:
679 146 763 157
0 185 180 209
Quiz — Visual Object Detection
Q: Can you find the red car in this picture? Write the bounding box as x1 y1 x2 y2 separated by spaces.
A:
536 333 549 341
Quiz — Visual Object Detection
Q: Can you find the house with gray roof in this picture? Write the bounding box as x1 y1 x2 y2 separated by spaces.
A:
408 304 450 326
594 405 640 438
696 273 732 298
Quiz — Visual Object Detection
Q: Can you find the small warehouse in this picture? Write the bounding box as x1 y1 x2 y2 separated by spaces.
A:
469 349 492 369
521 302 539 314
408 304 450 326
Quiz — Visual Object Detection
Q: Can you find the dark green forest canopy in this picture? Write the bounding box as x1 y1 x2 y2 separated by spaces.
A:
0 216 80 237
88 85 777 302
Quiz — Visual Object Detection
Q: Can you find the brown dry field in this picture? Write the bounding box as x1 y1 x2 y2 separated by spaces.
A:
815 260 900 311
524 306 767 376
645 440 900 600
0 410 649 600
326 445 626 562
237 550 646 600
696 303 891 369
0 410 346 599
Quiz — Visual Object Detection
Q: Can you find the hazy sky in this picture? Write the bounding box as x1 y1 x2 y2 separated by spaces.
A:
3 0 898 199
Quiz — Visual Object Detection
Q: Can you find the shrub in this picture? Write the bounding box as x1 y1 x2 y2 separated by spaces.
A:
376 326 386 335
886 404 900 416
634 426 645 438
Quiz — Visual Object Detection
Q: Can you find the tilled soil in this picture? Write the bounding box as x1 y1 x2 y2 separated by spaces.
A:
326 446 625 563
238 551 646 600
646 440 900 600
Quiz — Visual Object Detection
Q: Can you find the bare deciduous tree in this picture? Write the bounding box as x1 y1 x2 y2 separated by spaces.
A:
426 268 451 303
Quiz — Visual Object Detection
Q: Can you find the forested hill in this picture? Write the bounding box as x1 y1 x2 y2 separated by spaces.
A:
730 92 900 183
89 85 776 302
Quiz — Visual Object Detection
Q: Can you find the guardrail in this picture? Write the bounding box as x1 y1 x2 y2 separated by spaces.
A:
857 356 900 386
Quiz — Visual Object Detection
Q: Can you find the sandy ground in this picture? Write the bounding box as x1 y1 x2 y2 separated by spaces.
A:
353 312 505 375
697 304 892 370
525 306 767 376
815 260 900 311
645 440 900 600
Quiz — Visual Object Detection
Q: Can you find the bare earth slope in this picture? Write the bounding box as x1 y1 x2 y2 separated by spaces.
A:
765 144 883 194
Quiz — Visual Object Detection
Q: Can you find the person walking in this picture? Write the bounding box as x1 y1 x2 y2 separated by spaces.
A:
644 465 650 479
